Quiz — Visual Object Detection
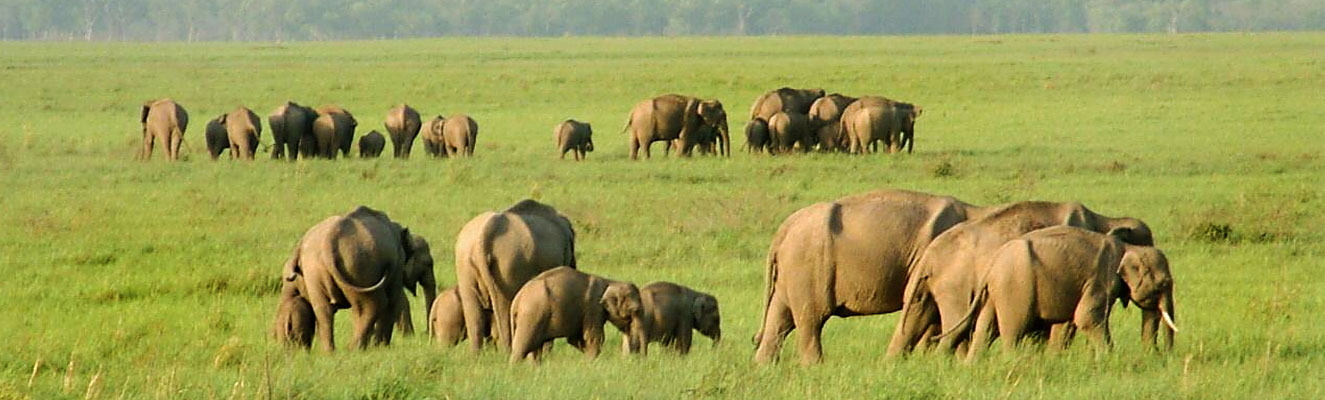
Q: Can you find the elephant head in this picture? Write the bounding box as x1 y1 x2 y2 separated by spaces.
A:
584 123 595 152
601 282 648 355
692 294 722 345
696 100 729 156
1114 243 1177 351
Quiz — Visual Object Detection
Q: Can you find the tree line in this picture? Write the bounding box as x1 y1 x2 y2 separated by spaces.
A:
1 0 1321 41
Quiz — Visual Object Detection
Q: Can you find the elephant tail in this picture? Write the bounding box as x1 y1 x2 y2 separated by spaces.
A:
753 217 787 347
319 224 388 293
935 285 988 342
471 214 505 311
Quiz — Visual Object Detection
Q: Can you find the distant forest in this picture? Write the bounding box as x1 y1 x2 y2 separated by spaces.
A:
2 0 1322 41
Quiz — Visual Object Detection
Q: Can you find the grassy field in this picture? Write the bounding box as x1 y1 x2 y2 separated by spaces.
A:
0 33 1322 398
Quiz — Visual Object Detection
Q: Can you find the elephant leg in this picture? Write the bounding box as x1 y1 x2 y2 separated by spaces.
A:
887 293 939 357
141 131 154 160
378 288 406 344
1048 323 1077 351
490 294 516 352
754 295 793 364
349 298 381 350
457 285 490 354
396 299 414 336
1075 302 1112 353
642 139 652 159
676 327 693 355
509 309 543 363
914 323 942 353
791 310 828 365
168 133 182 161
966 305 997 362
582 325 605 359
629 137 640 160
305 291 337 353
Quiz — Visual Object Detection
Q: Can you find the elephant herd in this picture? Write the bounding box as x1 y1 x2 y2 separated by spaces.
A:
270 190 1177 366
272 200 721 363
137 87 922 162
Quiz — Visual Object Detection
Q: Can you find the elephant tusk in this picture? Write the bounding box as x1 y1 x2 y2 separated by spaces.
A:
1161 309 1179 333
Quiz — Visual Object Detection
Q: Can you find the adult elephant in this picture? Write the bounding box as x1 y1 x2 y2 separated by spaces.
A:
807 93 857 152
280 206 420 352
385 104 422 159
204 116 229 160
435 114 478 157
139 98 188 161
886 201 1154 357
749 87 825 122
312 105 357 159
221 107 262 160
754 189 990 364
421 116 447 158
768 111 813 154
453 199 576 353
623 94 729 159
268 101 317 160
841 96 922 154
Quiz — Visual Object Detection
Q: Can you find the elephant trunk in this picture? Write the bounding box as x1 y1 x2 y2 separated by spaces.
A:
628 320 648 356
1159 291 1177 350
710 327 722 347
717 120 730 157
422 275 438 335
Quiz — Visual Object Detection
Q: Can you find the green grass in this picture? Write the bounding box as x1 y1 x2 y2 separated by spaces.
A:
0 33 1323 398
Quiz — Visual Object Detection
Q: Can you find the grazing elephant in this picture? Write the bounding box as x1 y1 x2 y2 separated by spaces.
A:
312 105 357 159
768 111 813 154
744 118 771 154
668 123 724 156
430 287 468 347
394 234 437 335
887 201 1154 357
359 130 385 158
454 199 577 353
434 114 478 157
421 116 447 158
509 267 647 363
554 119 594 161
268 101 317 160
953 226 1176 360
280 206 418 352
749 87 825 121
808 94 857 152
219 107 262 160
754 189 990 364
272 283 315 349
204 116 230 160
842 97 922 154
385 104 421 158
638 281 721 355
623 94 730 159
139 99 188 161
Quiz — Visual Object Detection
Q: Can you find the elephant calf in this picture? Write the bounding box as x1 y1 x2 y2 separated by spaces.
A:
204 117 230 160
952 226 1176 360
272 286 315 349
554 119 594 160
638 282 721 354
421 116 447 158
509 267 647 363
744 118 770 154
360 130 386 158
429 287 467 347
768 111 813 154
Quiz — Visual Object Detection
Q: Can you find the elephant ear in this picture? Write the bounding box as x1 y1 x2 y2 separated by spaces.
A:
1061 202 1091 229
691 295 715 323
140 102 152 124
600 284 638 320
217 113 228 125
680 97 700 139
1106 226 1134 241
282 248 301 282
912 106 924 119
399 227 415 260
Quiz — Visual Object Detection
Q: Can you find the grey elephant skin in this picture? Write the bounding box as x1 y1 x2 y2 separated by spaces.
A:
359 130 385 158
509 267 647 363
312 105 357 159
952 226 1176 360
429 287 468 347
639 281 721 355
433 114 478 157
744 118 771 154
385 104 421 158
749 87 825 122
219 107 262 160
807 93 857 152
204 117 229 160
140 98 188 161
768 111 813 154
554 119 594 161
887 200 1153 357
272 286 315 348
394 234 437 335
623 94 730 159
421 116 446 158
453 199 576 353
268 101 317 160
842 96 923 154
280 206 418 352
754 189 990 364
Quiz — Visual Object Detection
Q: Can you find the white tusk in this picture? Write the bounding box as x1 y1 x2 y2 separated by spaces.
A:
1161 309 1179 333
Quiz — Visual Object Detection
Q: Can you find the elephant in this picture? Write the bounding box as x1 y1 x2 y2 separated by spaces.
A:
434 114 478 157
272 283 315 349
268 101 317 161
754 189 991 364
807 93 857 152
453 199 576 353
768 111 813 154
887 201 1154 357
312 105 357 159
554 119 594 161
638 281 721 355
749 87 825 121
359 130 385 158
509 267 647 363
623 94 730 159
219 107 261 160
421 116 447 158
952 226 1176 360
394 233 437 336
667 123 723 156
744 118 770 154
204 116 229 160
385 104 421 158
842 97 923 154
430 287 468 347
280 205 419 352
139 98 188 161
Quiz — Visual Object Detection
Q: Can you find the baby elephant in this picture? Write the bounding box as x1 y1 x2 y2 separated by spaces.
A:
272 285 315 349
509 267 647 363
359 130 385 158
638 281 721 354
953 226 1176 360
429 287 467 347
553 119 594 160
204 116 230 160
